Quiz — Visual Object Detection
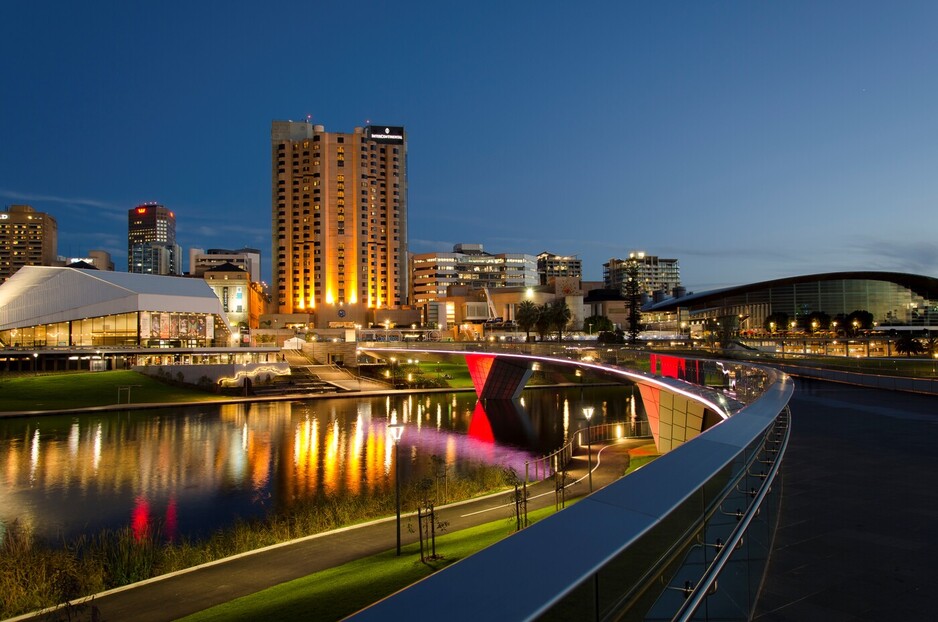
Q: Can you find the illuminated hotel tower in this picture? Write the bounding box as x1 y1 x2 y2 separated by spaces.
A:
271 120 407 326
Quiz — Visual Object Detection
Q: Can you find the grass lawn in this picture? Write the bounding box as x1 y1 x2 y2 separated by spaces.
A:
0 370 225 412
180 504 566 622
625 443 660 475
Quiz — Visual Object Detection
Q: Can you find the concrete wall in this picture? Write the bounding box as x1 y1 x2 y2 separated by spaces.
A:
133 362 290 387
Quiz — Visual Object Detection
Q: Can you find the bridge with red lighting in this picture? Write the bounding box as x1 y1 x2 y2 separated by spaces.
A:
361 347 733 454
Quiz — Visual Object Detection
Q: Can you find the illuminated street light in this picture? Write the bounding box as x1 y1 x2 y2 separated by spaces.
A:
583 406 594 492
388 423 405 555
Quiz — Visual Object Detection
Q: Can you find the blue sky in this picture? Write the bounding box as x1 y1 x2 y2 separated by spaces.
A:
2 1 937 292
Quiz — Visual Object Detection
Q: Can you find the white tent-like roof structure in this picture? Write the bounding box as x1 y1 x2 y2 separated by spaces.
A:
0 266 231 335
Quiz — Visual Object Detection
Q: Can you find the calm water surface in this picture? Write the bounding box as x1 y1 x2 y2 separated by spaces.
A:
0 386 641 543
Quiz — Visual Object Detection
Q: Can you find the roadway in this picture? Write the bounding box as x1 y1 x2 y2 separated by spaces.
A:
756 378 938 620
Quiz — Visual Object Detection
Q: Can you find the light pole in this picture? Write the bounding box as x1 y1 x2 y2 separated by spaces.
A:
582 406 594 492
388 423 405 555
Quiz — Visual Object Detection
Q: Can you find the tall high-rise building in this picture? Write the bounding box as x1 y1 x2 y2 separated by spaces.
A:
128 203 182 275
0 205 58 283
271 120 407 327
604 251 681 296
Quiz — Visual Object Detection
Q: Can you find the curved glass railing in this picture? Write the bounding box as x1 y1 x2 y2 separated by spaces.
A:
351 346 793 621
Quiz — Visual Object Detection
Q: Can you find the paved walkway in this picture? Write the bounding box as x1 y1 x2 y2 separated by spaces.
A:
25 438 646 622
755 378 938 621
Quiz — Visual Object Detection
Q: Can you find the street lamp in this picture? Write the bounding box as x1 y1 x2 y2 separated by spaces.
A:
582 406 594 492
388 423 405 555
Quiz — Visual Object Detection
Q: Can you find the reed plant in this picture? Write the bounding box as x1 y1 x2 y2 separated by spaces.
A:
0 462 516 619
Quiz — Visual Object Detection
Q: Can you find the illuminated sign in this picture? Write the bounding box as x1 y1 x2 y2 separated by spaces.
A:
367 125 404 144
136 207 147 214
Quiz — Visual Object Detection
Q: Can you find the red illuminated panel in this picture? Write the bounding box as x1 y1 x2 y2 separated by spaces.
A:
660 355 679 379
465 353 496 396
467 400 495 443
136 207 147 214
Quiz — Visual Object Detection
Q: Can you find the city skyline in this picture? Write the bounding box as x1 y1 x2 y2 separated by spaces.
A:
3 2 938 292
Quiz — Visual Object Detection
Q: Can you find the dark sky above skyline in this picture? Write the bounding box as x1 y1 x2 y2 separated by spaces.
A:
3 1 938 291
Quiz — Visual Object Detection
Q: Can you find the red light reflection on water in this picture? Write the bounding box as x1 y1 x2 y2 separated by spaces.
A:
131 496 150 541
165 498 178 541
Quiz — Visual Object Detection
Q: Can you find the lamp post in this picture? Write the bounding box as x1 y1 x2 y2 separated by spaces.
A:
582 406 594 492
388 423 405 555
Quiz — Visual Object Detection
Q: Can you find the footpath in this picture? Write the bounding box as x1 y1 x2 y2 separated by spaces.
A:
22 438 645 622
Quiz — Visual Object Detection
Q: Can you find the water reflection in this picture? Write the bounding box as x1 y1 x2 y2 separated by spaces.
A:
0 386 642 543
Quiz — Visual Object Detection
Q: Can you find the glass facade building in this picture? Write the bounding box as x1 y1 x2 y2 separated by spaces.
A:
647 272 938 330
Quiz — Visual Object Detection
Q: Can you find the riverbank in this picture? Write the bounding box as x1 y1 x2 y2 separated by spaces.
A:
0 369 618 418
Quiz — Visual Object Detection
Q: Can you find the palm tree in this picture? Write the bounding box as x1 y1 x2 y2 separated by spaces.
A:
895 333 925 357
515 300 540 342
535 303 553 341
549 300 572 342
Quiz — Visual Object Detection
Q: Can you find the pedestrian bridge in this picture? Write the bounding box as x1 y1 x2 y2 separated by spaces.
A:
354 344 793 621
362 346 744 454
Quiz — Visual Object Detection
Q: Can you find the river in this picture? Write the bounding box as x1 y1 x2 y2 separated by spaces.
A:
0 385 641 544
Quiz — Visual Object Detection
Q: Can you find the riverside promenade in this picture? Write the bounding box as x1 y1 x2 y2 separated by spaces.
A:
755 377 938 620
22 438 642 622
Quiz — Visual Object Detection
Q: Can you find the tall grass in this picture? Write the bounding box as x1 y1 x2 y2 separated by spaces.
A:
0 463 515 619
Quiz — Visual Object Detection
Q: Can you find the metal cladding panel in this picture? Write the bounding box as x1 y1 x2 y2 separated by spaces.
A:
0 266 226 330
480 357 534 400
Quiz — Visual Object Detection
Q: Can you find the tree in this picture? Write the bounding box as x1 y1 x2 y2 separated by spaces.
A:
548 300 572 342
764 312 789 334
847 310 874 334
803 311 831 333
584 315 613 335
895 333 925 357
515 300 540 342
535 303 553 341
624 259 643 344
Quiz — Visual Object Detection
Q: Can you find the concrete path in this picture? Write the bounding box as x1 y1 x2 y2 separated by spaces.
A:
755 378 938 621
26 438 645 622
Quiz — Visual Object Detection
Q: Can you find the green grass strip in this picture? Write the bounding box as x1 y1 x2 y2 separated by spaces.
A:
180 504 568 622
0 370 225 412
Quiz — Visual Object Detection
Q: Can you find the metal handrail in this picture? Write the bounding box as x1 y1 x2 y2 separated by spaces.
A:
524 421 652 483
672 405 791 621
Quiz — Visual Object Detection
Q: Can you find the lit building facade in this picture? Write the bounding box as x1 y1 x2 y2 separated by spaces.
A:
66 250 114 271
128 203 182 275
604 252 681 297
201 262 266 331
271 121 407 328
0 266 232 348
410 244 538 307
646 272 938 336
536 251 582 285
190 247 262 283
0 205 58 284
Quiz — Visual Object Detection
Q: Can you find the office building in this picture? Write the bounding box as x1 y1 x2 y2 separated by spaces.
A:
128 203 182 275
410 244 538 307
604 252 681 297
537 251 582 285
190 247 262 283
271 120 407 327
0 205 58 284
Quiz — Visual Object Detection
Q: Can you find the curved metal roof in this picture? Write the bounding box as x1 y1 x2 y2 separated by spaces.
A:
646 271 938 312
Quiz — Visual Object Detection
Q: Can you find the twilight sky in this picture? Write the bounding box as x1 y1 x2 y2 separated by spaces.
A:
2 1 938 292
